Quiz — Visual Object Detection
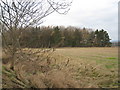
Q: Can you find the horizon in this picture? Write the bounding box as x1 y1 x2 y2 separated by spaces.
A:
41 0 118 42
1 0 119 41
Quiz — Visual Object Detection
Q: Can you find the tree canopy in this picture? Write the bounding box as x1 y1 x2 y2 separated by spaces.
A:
2 26 112 48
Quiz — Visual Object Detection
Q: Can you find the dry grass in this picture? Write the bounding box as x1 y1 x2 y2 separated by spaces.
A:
2 47 119 88
52 47 118 88
2 48 79 88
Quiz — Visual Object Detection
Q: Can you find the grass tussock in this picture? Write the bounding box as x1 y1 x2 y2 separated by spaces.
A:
2 48 80 88
2 47 119 88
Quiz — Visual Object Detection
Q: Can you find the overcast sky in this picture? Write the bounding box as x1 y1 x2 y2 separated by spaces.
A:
41 0 119 41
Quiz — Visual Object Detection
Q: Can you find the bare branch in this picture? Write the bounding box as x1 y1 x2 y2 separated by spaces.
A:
0 0 72 70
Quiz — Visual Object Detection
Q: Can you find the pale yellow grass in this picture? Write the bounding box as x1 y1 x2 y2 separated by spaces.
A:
2 47 119 88
51 47 118 88
53 47 118 66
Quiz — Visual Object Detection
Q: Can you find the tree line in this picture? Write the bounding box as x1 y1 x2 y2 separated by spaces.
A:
2 26 112 48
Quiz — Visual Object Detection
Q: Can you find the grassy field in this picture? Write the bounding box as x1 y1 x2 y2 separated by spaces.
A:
2 47 119 88
54 47 118 69
52 47 118 88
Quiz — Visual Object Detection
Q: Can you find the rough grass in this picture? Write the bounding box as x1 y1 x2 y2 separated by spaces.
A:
53 47 118 69
2 47 119 88
52 47 118 88
2 48 79 88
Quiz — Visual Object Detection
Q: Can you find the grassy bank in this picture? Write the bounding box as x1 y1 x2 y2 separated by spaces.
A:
2 47 119 88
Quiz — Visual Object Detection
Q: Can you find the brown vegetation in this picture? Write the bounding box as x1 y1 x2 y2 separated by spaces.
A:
2 47 118 88
2 48 80 88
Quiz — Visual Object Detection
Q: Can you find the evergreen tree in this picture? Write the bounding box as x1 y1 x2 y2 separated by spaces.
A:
51 26 62 47
94 29 111 47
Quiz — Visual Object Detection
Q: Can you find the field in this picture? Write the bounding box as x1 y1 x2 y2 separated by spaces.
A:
2 47 119 88
52 47 118 88
54 47 118 69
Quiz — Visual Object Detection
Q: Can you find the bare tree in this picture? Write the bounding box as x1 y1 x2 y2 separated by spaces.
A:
0 0 72 70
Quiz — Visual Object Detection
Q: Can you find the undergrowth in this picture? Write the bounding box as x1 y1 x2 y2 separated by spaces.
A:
2 48 118 88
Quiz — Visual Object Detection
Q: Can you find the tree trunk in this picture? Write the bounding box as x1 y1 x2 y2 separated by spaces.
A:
10 59 14 70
